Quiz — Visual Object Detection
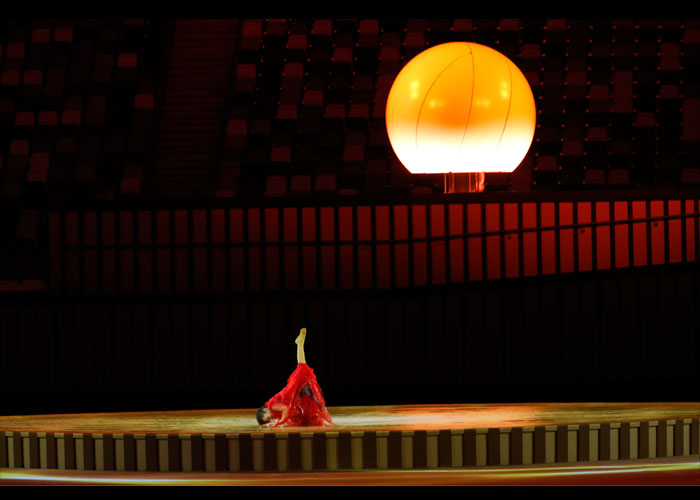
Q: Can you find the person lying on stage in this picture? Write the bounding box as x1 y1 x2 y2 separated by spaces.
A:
256 328 334 428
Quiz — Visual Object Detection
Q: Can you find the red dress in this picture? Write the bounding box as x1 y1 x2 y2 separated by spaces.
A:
265 363 333 427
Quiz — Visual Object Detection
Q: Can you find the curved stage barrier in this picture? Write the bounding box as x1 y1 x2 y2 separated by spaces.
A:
1 403 698 474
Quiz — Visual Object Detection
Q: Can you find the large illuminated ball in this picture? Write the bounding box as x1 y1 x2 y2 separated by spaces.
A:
386 42 536 174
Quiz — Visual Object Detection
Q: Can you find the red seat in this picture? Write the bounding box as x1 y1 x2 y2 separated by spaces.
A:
38 111 58 127
659 43 680 71
314 173 336 193
117 52 138 70
286 34 307 51
134 93 154 110
27 153 50 183
265 175 287 197
54 27 74 44
31 28 51 45
61 109 82 126
289 174 312 196
452 19 473 33
6 42 25 60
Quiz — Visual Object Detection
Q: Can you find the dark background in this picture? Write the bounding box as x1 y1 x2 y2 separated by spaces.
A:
0 19 698 415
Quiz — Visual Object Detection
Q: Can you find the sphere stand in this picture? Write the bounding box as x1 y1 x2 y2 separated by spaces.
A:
444 172 485 193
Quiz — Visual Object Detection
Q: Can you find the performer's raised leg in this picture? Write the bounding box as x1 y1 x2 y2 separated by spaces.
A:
295 328 306 364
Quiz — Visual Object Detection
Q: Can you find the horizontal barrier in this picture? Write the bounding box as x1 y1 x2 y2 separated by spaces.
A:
2 419 698 472
45 197 700 294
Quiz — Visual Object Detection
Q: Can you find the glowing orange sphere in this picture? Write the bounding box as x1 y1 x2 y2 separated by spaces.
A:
386 42 536 174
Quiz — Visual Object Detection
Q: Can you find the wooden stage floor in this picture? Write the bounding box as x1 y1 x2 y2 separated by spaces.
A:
1 402 698 477
1 402 699 434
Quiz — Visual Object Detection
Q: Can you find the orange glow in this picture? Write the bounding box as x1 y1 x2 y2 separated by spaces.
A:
386 42 536 174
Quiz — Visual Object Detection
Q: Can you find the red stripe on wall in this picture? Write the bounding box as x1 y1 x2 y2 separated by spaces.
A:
120 249 134 294
174 210 189 293
49 213 62 292
139 210 152 244
247 209 261 291
595 201 611 271
577 202 592 272
339 207 354 289
504 203 519 278
119 211 134 293
321 207 335 290
283 208 298 290
632 201 647 267
138 211 153 293
102 211 115 246
120 212 134 242
541 202 555 275
83 213 97 293
193 210 207 244
613 201 629 269
522 203 537 276
685 200 696 262
83 212 97 245
668 200 682 263
376 206 391 289
156 210 170 293
394 205 409 288
229 209 244 291
193 210 207 293
486 203 501 279
211 209 225 292
102 248 116 294
358 206 373 289
302 207 316 242
302 207 316 290
448 204 464 283
559 202 574 273
211 210 225 244
430 205 446 285
467 204 482 281
174 210 188 244
265 208 280 291
651 200 665 265
413 205 428 286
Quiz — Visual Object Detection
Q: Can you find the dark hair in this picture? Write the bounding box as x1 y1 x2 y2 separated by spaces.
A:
256 406 270 425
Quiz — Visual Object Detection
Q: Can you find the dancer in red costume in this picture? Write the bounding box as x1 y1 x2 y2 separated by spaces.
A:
256 328 333 427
